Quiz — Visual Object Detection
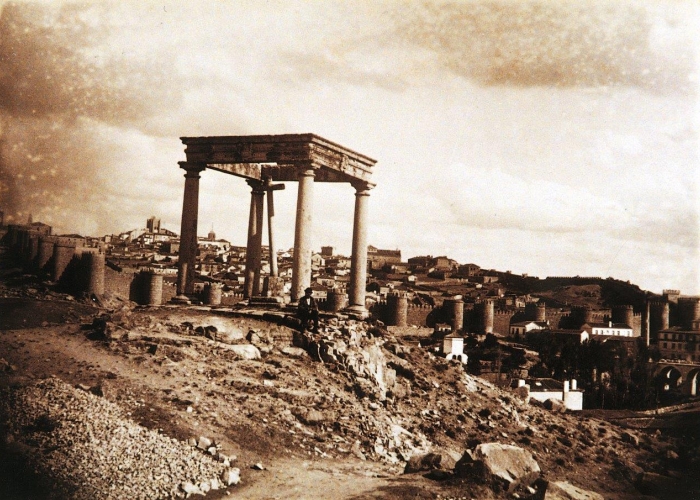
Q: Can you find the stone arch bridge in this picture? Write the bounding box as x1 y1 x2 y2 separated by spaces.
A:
654 361 700 396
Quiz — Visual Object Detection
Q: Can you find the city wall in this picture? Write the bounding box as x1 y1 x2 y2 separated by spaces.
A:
370 300 436 327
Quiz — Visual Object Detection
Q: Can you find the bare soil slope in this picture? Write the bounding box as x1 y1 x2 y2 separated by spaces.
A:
0 282 696 499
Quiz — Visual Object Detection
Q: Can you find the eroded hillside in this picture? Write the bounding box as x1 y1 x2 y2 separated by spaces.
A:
1 286 697 499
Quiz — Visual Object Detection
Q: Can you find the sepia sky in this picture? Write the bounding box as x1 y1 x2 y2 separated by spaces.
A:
0 0 698 295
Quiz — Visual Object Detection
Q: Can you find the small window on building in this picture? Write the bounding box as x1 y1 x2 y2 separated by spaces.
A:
663 342 667 348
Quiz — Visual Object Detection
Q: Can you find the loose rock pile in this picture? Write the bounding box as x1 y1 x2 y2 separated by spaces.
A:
297 319 434 463
0 377 240 499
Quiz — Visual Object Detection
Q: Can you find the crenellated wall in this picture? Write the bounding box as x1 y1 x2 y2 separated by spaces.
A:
370 300 436 327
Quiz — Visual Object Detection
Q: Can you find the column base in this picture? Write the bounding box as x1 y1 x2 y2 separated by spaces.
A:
170 295 192 305
344 305 369 320
263 276 285 297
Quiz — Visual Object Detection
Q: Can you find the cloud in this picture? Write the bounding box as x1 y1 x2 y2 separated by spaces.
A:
403 0 697 94
279 0 695 95
379 157 698 255
0 3 181 123
0 2 187 224
0 0 696 295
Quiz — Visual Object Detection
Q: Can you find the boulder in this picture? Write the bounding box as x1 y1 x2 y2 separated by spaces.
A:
351 441 366 460
293 408 328 426
246 329 273 345
212 326 246 344
544 481 604 500
543 398 567 413
88 379 119 400
281 346 308 358
180 482 202 495
221 467 240 486
197 436 213 450
225 344 261 360
471 443 541 493
636 472 689 497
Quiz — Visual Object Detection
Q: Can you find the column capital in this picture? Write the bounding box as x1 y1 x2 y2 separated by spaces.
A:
178 162 206 177
246 178 266 193
351 180 374 194
294 161 319 178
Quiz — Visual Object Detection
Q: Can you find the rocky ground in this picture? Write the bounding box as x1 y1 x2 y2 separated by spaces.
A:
1 257 699 499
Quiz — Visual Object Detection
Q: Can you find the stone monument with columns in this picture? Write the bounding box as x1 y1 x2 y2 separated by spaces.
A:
173 134 377 317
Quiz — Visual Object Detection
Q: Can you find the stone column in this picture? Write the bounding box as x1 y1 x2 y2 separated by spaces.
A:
263 179 285 298
291 165 316 302
644 300 651 347
244 180 265 298
347 181 372 316
265 178 285 278
176 162 205 298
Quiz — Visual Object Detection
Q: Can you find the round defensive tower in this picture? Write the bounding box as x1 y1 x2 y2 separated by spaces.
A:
612 305 634 327
206 282 223 306
6 224 20 249
535 303 546 322
443 295 464 332
52 238 76 282
143 271 163 306
650 301 670 339
386 292 408 327
84 251 105 296
583 306 595 325
678 297 700 330
326 287 348 313
17 229 29 263
483 298 495 334
27 233 40 270
37 236 56 272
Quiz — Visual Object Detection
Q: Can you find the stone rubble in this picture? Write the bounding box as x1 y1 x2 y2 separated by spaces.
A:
0 377 237 499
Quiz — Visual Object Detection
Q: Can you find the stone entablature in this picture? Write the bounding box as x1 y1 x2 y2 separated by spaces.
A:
181 134 376 184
